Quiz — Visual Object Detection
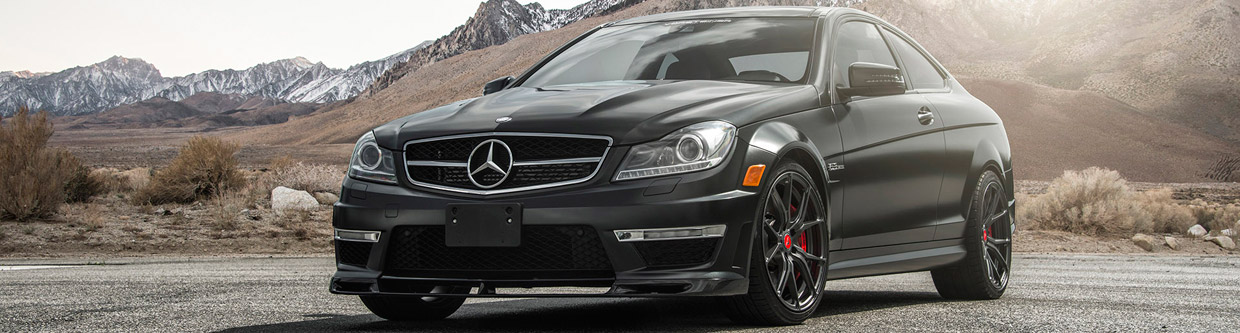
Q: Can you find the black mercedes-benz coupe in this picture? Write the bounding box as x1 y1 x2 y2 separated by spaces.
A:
330 6 1014 325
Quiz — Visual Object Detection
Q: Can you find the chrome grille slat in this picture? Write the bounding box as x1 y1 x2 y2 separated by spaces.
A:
403 133 612 195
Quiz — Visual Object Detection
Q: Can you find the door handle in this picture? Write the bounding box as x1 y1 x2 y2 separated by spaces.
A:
916 106 934 125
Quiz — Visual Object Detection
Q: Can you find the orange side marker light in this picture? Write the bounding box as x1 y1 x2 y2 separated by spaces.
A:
742 164 766 187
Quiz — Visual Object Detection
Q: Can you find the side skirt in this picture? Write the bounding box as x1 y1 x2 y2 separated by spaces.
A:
825 239 965 280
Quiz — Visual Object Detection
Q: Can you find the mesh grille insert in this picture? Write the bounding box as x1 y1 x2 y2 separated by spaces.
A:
335 240 373 267
385 225 614 279
633 238 720 267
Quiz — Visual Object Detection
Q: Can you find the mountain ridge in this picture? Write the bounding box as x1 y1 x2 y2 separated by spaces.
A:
0 43 432 117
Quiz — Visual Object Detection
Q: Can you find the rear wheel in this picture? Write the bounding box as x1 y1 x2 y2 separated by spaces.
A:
360 286 470 321
931 170 1012 299
724 162 828 325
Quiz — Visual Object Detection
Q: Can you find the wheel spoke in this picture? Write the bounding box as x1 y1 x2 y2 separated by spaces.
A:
989 209 1007 223
989 238 1011 245
793 245 827 263
775 255 792 298
794 189 810 224
985 243 1009 270
791 218 823 236
769 189 789 229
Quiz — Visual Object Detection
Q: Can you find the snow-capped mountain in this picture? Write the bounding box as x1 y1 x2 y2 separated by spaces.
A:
0 43 430 116
0 0 636 117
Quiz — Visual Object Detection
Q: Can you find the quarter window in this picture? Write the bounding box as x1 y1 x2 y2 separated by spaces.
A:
884 29 945 90
832 21 899 88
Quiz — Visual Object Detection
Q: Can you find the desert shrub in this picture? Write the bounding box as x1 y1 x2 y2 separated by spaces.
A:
1187 199 1240 232
1020 168 1141 235
269 162 344 194
1134 189 1196 234
133 136 243 205
0 107 75 221
60 151 104 202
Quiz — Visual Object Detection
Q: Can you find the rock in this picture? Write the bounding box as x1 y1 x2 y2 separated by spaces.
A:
1223 229 1236 237
1206 236 1236 250
271 186 318 212
313 192 339 205
1164 236 1179 250
1188 224 1207 237
1131 233 1156 252
154 208 170 216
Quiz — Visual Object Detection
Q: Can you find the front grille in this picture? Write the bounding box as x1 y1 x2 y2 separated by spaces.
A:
385 225 613 279
633 238 720 267
335 240 373 267
404 134 610 194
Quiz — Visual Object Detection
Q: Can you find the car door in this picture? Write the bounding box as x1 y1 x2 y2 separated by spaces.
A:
831 20 946 249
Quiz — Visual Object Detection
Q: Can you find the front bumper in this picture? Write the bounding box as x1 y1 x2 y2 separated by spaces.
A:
330 144 773 297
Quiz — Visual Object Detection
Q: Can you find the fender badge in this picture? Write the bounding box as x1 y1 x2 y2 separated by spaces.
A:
495 116 512 123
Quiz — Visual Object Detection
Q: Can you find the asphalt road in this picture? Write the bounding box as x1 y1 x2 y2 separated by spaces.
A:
2 254 1238 332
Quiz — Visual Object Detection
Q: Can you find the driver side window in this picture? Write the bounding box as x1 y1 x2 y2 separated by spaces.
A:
833 21 899 88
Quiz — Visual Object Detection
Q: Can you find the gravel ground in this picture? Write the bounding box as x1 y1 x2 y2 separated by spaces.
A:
2 254 1238 332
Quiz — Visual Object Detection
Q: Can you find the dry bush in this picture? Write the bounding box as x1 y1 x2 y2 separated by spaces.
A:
134 136 243 205
1020 168 1140 235
0 107 73 221
1134 189 1195 234
269 162 344 194
1022 167 1227 235
60 152 104 202
1188 199 1240 232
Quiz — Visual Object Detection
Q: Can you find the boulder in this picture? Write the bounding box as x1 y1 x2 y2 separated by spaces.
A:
1164 236 1179 250
1223 229 1236 237
314 192 339 205
271 186 318 212
1205 236 1236 250
1188 224 1207 237
1131 233 1156 252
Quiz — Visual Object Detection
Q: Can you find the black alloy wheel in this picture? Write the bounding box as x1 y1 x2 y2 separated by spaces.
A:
725 162 828 325
931 170 1012 299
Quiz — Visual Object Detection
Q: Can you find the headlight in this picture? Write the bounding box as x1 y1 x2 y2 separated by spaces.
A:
615 121 736 181
348 131 397 184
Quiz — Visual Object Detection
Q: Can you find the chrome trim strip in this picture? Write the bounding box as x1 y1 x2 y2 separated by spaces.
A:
614 225 727 242
402 132 613 195
406 161 468 167
334 228 381 243
512 157 603 166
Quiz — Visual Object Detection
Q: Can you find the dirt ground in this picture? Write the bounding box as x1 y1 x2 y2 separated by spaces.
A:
49 126 353 169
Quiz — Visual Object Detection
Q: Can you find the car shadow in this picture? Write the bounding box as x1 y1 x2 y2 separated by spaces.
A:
219 290 943 332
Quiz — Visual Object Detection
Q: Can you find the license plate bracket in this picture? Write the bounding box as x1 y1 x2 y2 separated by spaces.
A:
445 203 522 247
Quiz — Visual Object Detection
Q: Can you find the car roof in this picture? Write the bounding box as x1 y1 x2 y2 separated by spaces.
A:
611 6 840 26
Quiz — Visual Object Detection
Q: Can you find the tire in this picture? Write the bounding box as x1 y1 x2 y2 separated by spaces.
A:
724 161 828 325
931 170 1012 300
360 286 470 321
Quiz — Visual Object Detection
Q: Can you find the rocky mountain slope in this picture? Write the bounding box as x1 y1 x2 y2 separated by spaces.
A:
240 0 1239 182
0 43 431 117
366 0 634 94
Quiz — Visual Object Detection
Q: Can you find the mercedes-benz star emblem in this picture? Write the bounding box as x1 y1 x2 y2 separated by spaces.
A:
466 139 513 189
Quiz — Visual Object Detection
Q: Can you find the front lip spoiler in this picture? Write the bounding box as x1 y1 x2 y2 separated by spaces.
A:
331 272 748 297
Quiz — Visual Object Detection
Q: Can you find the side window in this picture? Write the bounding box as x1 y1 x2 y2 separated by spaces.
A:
833 21 898 88
883 29 945 89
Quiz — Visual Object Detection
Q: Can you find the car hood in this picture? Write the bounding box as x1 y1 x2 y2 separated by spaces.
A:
372 80 819 149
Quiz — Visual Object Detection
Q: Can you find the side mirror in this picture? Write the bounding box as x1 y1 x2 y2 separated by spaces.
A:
836 62 905 99
483 76 515 95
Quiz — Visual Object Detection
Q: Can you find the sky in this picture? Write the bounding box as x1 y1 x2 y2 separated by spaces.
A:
0 0 591 77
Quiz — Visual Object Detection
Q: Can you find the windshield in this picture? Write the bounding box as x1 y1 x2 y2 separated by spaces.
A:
520 18 818 87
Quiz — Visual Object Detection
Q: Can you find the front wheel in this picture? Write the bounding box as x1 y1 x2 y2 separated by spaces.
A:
360 286 470 321
724 162 828 325
931 170 1012 299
